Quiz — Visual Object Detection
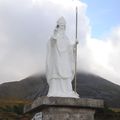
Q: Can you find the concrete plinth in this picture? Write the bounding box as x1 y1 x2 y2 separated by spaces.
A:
24 97 104 120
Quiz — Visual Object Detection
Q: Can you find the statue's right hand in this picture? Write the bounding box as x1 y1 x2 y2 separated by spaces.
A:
52 35 57 41
51 36 57 45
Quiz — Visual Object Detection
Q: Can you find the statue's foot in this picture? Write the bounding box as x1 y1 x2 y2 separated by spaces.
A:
47 91 79 98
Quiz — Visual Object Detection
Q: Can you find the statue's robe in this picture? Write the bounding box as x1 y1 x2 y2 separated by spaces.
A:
46 32 78 98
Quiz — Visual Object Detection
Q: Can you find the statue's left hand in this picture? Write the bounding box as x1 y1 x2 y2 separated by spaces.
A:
76 41 79 45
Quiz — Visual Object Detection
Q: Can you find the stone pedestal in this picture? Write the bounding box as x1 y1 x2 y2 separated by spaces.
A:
24 97 104 120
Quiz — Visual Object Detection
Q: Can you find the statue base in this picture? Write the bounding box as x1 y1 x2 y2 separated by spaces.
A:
24 97 104 120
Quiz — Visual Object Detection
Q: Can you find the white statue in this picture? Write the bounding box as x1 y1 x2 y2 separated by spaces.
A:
46 17 79 98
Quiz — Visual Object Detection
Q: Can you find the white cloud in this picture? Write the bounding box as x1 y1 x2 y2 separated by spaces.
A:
0 0 88 83
0 0 120 86
77 27 120 85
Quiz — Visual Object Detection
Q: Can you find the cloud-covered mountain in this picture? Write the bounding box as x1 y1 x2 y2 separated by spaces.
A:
0 73 120 108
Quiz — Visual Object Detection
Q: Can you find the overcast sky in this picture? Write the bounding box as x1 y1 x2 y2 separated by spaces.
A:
0 0 120 85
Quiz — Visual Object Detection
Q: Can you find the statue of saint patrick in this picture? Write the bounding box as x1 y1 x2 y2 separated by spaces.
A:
46 16 79 98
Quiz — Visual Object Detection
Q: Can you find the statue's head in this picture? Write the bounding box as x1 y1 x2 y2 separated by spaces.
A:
56 16 66 31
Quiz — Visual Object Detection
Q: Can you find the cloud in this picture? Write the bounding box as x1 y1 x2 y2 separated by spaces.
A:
0 0 89 83
0 0 120 85
77 26 120 85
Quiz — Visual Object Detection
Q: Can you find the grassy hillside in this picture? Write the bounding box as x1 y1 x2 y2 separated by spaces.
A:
0 73 120 108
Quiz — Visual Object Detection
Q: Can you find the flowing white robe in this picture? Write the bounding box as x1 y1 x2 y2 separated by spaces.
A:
46 32 79 98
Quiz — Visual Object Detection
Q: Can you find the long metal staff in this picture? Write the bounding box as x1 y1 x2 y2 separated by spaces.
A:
74 6 78 92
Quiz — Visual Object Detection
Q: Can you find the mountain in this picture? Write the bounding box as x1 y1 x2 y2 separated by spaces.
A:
0 73 120 108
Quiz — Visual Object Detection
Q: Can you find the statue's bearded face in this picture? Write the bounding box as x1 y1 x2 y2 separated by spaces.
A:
56 24 66 31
